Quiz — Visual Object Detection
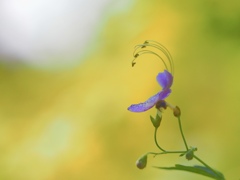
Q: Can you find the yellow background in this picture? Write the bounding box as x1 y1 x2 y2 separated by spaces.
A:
0 1 240 179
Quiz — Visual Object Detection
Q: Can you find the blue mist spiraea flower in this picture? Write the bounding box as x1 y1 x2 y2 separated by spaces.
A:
128 70 173 112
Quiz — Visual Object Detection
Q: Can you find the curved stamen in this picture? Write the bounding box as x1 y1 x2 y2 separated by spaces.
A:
131 40 174 75
133 50 170 72
134 42 172 65
145 40 174 73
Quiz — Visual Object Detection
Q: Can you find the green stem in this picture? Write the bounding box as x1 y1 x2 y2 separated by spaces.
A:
165 150 186 154
154 128 166 152
193 155 224 180
177 117 189 150
147 150 186 157
154 128 186 154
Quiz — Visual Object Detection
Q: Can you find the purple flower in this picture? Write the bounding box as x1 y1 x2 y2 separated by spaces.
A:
128 70 173 112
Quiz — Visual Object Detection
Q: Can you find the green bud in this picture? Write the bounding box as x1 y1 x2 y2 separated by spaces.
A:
136 155 148 169
185 147 197 160
150 112 162 128
173 106 181 117
185 150 194 160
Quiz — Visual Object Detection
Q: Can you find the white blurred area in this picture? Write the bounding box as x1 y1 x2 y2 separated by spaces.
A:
0 0 129 68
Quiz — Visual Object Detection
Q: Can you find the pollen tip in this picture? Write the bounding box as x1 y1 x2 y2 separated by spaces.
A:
134 53 139 58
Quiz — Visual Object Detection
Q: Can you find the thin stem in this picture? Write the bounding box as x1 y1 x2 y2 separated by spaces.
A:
165 150 186 154
177 117 189 151
193 155 224 180
147 150 186 157
154 128 186 154
154 128 166 152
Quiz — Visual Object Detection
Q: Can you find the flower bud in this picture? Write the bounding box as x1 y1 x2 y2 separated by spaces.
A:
150 113 162 128
136 155 148 169
185 150 194 160
162 102 181 117
173 106 181 117
185 147 197 160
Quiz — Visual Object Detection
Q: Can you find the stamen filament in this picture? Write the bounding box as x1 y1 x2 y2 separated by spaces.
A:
132 50 170 72
132 40 174 75
145 40 174 73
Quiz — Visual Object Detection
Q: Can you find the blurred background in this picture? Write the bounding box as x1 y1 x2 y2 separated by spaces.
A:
0 0 240 179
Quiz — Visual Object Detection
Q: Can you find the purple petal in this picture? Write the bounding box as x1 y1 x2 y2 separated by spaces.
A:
128 70 173 113
156 70 173 90
128 92 161 112
159 89 171 100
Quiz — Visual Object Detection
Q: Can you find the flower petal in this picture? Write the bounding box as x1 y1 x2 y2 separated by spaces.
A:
128 89 172 113
159 89 171 100
128 92 161 112
156 70 173 90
